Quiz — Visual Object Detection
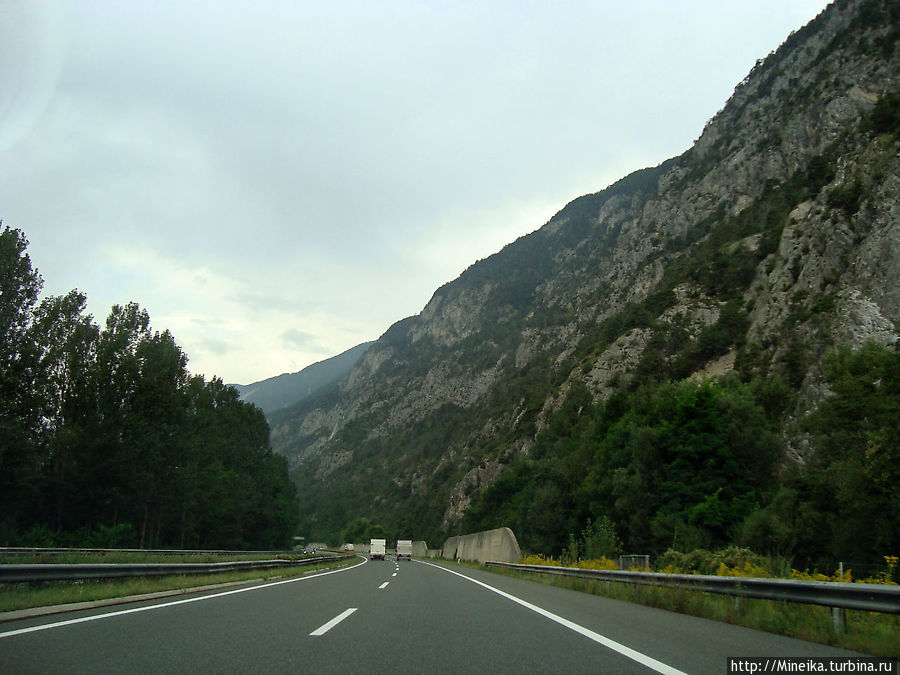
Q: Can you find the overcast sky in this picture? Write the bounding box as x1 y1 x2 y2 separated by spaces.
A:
2 0 830 385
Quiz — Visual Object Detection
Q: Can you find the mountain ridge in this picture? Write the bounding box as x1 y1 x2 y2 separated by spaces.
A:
232 341 372 415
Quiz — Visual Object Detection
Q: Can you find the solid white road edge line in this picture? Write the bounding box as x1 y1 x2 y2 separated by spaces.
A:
309 607 357 636
0 556 369 640
417 560 687 675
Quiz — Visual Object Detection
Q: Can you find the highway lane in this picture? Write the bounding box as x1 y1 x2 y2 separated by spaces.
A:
306 558 657 673
0 556 861 674
412 561 861 673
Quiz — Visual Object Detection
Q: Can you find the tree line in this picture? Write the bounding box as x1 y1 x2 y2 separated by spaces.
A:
1 226 299 549
465 343 899 571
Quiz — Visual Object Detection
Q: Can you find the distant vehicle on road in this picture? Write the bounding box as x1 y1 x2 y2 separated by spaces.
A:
369 538 386 560
396 539 412 561
342 543 355 552
304 546 317 554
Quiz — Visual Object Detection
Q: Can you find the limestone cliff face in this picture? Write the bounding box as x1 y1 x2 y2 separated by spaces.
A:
273 0 899 539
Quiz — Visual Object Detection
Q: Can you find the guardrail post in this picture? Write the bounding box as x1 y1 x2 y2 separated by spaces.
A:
831 607 846 633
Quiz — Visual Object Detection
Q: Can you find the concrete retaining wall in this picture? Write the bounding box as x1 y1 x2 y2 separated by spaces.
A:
442 536 461 560
441 527 521 564
351 534 518 562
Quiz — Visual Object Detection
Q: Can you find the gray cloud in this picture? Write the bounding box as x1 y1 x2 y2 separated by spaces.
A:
281 328 327 353
0 0 830 383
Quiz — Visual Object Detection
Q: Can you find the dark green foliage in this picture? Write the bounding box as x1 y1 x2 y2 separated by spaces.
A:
467 375 784 557
0 226 299 549
736 483 803 558
861 88 900 139
827 180 864 215
0 226 48 536
470 341 895 569
341 517 386 543
798 342 899 564
693 248 759 299
655 545 772 576
806 154 836 191
661 301 751 383
594 378 782 552
701 301 750 354
463 456 578 553
577 516 622 560
736 342 899 569
854 0 900 59
781 337 810 389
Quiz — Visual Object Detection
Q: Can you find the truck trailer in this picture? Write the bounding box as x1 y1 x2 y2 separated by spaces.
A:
396 539 412 561
369 538 386 560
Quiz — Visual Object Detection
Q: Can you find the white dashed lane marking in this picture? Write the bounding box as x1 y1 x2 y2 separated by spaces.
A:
309 608 357 636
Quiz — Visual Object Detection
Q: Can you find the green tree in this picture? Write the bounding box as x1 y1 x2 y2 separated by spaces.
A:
86 303 152 532
581 516 622 559
800 342 899 564
126 328 189 547
29 290 99 532
0 228 299 549
586 377 782 553
0 226 45 538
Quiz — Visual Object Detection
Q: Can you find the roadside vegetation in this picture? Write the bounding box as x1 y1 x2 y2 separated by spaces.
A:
0 550 313 565
485 550 899 657
466 341 899 576
0 551 355 614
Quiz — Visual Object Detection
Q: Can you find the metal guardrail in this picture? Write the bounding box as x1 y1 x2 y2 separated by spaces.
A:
0 555 354 584
485 561 900 615
0 547 295 557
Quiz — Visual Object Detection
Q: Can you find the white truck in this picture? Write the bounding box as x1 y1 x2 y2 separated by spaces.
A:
369 538 386 560
396 539 412 561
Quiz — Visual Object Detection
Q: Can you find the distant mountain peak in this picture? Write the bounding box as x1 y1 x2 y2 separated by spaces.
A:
231 341 372 416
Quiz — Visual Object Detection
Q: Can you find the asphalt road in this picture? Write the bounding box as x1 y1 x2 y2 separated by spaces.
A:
0 557 860 674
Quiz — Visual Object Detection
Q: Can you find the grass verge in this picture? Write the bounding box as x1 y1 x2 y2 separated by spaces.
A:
481 564 899 657
0 551 314 565
0 556 354 614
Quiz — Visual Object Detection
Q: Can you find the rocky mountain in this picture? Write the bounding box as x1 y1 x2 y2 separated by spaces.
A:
271 0 899 552
232 341 372 416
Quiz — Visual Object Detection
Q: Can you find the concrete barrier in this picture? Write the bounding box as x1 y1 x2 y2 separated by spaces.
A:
440 527 521 564
442 536 461 560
